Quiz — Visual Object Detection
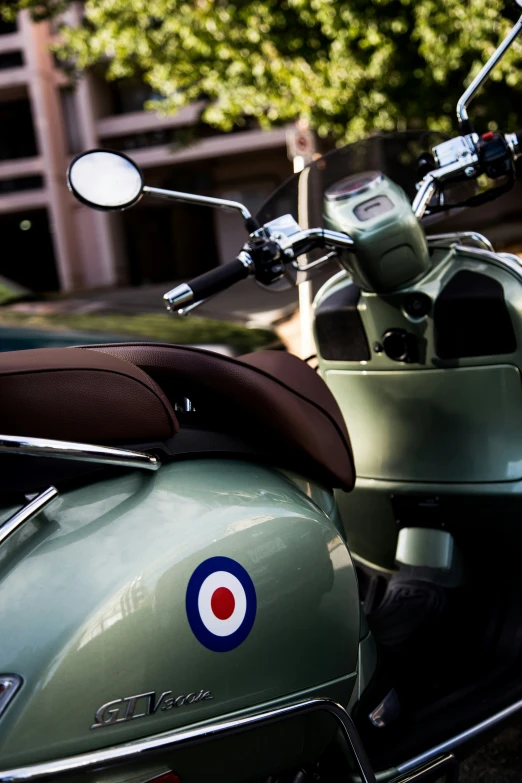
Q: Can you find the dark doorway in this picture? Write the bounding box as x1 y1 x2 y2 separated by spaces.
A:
122 200 219 286
0 209 59 291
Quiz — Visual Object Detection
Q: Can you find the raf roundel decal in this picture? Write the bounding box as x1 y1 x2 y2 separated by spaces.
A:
186 557 257 652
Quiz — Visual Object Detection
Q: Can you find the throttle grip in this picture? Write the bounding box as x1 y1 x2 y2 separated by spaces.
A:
164 256 252 311
190 257 251 301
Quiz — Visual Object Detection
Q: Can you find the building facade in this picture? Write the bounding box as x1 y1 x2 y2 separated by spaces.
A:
0 10 292 292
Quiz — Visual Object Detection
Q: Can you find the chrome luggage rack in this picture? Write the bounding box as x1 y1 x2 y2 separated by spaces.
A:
0 434 160 548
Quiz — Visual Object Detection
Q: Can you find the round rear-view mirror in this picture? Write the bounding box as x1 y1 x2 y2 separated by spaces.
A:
67 150 144 211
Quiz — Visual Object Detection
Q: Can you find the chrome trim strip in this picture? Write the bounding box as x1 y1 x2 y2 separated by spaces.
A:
427 232 494 252
392 754 459 783
453 244 522 283
498 252 522 265
0 487 58 547
313 269 351 310
0 435 159 471
397 696 522 774
0 676 23 720
0 698 376 783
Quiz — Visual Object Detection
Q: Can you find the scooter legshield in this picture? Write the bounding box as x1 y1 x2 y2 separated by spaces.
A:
0 459 359 776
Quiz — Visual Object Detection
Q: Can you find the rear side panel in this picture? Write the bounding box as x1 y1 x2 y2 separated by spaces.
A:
0 460 359 767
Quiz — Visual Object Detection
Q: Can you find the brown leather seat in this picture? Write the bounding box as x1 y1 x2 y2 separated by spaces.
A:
0 347 178 445
83 343 355 490
0 343 354 490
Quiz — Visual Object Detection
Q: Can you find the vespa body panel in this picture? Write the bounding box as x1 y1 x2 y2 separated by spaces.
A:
314 244 522 569
0 459 359 768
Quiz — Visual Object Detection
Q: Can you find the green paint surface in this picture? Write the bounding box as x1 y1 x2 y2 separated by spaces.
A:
0 460 359 769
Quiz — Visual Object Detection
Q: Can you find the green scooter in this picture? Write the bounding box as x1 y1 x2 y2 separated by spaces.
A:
2 3 522 783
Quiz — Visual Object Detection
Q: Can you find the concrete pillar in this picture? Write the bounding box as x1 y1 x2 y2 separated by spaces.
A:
19 10 82 290
70 50 127 286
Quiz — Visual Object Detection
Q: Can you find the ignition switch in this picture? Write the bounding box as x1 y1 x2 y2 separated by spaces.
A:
382 329 419 363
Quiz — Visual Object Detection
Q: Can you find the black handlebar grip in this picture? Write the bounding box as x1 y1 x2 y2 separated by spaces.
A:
188 258 251 301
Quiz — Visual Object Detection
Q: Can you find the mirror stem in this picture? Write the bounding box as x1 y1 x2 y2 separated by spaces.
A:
142 186 260 232
457 14 522 133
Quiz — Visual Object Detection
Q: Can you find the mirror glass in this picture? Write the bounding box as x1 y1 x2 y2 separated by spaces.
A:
68 150 143 210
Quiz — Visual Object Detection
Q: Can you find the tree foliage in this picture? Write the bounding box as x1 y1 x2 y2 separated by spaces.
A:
3 0 522 141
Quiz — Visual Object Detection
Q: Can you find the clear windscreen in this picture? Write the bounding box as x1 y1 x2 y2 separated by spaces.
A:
257 131 498 233
257 131 448 229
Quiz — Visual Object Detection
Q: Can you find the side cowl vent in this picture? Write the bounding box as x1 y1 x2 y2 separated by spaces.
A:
0 675 22 718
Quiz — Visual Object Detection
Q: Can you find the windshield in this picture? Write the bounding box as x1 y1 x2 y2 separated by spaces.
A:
257 131 450 230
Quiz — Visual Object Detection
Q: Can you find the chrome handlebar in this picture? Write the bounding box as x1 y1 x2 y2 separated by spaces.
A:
164 228 353 313
414 9 522 220
413 130 521 220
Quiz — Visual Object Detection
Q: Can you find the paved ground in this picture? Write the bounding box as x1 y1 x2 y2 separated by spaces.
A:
38 264 338 330
49 276 299 326
459 715 522 781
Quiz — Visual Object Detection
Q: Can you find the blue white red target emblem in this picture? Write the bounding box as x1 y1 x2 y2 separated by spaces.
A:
186 557 257 652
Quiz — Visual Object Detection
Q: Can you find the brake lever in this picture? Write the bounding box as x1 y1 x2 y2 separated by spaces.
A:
428 170 515 213
292 250 339 273
414 151 516 219
176 298 209 317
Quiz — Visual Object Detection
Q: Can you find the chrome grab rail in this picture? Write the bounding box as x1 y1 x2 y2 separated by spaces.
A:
0 486 59 547
0 698 377 783
0 435 160 471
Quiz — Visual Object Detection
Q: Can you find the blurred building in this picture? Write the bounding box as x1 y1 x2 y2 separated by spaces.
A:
0 10 292 292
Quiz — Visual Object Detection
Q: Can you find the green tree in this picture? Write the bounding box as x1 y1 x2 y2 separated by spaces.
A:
3 0 522 141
